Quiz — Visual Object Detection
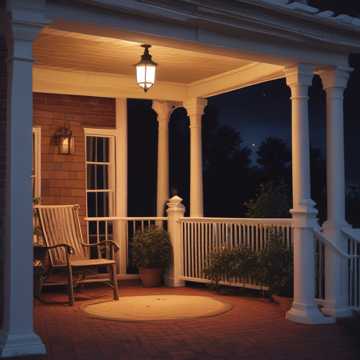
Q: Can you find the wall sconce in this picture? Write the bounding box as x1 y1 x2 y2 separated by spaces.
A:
135 44 157 92
55 127 75 155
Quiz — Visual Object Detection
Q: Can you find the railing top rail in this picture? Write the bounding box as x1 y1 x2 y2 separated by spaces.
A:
34 204 79 209
314 229 359 259
342 227 360 244
84 216 168 221
179 217 292 225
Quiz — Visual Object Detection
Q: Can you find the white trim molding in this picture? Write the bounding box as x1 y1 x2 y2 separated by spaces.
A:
33 66 188 102
188 63 284 98
33 63 285 100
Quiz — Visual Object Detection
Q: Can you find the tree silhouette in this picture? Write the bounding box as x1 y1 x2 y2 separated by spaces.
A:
256 137 291 183
245 181 291 218
169 107 190 214
203 105 255 217
127 99 157 216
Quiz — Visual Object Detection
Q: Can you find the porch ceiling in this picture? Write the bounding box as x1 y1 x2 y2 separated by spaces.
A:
32 27 284 101
33 28 251 84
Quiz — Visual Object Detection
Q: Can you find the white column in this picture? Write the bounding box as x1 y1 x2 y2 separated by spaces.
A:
0 2 48 357
285 64 334 325
152 101 172 217
114 98 128 275
183 98 207 217
318 67 352 317
166 195 185 287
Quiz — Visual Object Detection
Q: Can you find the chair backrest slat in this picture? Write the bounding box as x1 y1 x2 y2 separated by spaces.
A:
35 205 86 266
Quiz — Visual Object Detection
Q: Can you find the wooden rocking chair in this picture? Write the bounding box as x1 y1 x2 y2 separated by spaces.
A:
34 204 119 305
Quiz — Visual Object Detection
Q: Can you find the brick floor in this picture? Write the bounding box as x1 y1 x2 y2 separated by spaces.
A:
10 283 360 360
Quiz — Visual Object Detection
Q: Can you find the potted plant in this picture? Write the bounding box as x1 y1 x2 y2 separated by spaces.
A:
254 229 293 311
132 227 172 287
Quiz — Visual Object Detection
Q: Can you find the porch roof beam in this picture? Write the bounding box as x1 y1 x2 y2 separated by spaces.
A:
32 65 188 101
33 63 285 100
188 62 284 98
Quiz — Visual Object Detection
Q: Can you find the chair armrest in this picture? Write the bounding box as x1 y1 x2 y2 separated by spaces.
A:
44 244 75 255
81 241 120 252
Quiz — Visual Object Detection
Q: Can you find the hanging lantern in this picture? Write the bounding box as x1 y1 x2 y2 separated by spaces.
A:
55 127 75 155
135 44 157 92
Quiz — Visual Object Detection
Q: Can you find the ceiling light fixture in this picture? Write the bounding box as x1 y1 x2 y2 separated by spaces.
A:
135 44 157 92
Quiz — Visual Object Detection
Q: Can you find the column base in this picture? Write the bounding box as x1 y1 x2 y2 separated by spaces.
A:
165 276 185 288
0 331 46 358
321 303 353 318
286 302 335 325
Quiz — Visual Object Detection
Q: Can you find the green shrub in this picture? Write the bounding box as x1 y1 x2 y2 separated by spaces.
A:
203 246 258 289
245 181 291 218
204 229 293 297
254 230 293 297
132 228 172 269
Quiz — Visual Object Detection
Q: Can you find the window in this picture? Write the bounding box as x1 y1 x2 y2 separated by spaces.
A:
32 127 41 244
32 127 41 200
85 129 116 244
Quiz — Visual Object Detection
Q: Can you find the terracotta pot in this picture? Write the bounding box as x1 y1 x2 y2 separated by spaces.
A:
139 268 162 287
272 295 293 312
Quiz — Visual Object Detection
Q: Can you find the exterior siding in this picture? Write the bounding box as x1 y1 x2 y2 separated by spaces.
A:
33 93 116 233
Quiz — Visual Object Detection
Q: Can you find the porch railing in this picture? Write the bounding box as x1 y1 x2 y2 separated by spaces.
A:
314 228 360 311
84 216 168 275
179 217 292 289
84 213 360 311
342 228 360 310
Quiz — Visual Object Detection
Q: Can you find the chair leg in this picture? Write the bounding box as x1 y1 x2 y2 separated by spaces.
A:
110 264 119 300
68 265 75 305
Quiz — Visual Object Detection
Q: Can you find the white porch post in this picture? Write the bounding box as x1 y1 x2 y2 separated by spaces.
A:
114 98 128 275
0 2 48 357
152 101 172 217
318 67 352 317
285 64 334 324
166 195 185 287
183 98 207 217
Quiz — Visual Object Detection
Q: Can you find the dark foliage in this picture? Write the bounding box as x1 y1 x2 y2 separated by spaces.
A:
256 137 291 183
245 181 291 218
127 99 157 216
254 230 293 297
203 246 258 289
169 107 190 214
202 105 256 217
204 230 293 297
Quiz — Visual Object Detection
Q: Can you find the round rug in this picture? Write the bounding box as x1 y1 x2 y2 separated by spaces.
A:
83 295 232 321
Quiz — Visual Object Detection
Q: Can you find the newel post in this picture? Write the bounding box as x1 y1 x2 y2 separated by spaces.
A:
166 196 185 287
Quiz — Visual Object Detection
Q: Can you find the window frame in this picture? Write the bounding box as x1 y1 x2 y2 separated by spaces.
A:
84 128 117 218
32 127 41 200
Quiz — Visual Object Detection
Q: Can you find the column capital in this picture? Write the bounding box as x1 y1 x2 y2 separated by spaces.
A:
5 0 50 61
285 64 315 88
183 98 207 128
183 98 207 115
317 66 352 91
152 100 174 124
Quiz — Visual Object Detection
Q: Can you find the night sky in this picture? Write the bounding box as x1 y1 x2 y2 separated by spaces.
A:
209 53 360 184
207 1 360 184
